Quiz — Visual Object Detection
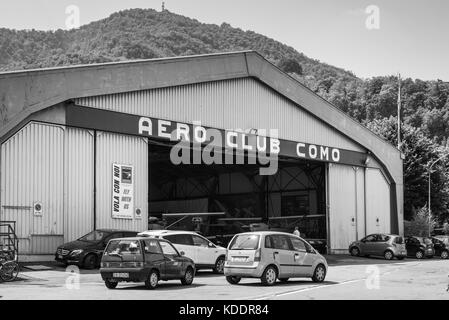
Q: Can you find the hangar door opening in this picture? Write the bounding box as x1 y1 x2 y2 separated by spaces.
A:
147 143 327 250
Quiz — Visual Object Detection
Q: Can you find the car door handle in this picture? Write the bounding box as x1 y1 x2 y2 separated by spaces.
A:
273 251 279 259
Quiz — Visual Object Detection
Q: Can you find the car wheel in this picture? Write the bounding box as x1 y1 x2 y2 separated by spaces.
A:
83 254 97 269
350 247 360 256
104 279 118 289
279 278 289 282
415 251 424 259
441 250 449 259
384 250 394 260
312 264 326 283
213 256 225 274
181 267 194 285
261 266 277 286
145 270 159 290
226 276 241 285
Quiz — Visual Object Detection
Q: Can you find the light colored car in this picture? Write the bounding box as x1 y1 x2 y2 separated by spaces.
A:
138 230 227 273
224 231 328 286
349 234 407 260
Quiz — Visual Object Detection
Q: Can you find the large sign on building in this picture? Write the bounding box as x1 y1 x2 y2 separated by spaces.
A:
67 106 368 167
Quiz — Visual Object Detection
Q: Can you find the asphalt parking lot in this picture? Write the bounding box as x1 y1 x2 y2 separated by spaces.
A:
1 255 448 300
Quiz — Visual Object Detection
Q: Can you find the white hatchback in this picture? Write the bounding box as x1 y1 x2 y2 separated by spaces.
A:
224 231 328 286
138 230 227 273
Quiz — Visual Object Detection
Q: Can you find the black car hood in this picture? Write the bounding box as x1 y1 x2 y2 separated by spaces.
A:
60 240 99 250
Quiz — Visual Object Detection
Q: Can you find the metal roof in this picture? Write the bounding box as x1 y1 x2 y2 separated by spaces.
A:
0 50 402 183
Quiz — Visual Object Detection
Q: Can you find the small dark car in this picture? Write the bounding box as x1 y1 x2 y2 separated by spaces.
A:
55 229 138 269
404 236 434 259
431 236 449 259
100 237 196 289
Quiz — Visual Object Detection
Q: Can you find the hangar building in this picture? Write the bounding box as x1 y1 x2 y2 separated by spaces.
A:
0 51 403 259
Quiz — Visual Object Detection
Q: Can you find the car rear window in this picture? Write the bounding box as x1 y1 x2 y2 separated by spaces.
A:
105 240 142 255
229 234 260 250
394 236 404 244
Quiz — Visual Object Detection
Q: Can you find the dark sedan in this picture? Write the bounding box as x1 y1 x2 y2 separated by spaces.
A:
55 229 138 269
405 236 434 259
431 236 449 259
100 237 195 289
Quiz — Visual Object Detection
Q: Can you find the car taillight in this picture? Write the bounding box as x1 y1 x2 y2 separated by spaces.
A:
225 251 228 261
254 249 261 262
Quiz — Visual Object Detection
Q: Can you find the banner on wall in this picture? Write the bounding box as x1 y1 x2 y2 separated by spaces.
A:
112 163 134 219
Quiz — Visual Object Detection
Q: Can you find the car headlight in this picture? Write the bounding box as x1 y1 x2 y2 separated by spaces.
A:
70 249 84 256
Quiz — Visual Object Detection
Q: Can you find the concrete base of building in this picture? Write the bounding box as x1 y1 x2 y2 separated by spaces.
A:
328 249 349 255
18 254 55 262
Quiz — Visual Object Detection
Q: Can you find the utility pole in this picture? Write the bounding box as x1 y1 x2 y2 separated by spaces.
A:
162 2 165 11
397 73 402 150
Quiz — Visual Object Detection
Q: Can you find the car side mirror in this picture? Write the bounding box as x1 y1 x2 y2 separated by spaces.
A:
180 251 185 256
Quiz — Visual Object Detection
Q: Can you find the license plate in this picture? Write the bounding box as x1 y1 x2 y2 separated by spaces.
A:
232 257 247 262
113 273 129 278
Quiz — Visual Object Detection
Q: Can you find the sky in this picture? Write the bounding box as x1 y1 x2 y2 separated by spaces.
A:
1 0 448 81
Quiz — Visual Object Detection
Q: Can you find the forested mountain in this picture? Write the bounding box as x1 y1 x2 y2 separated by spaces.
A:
1 8 448 222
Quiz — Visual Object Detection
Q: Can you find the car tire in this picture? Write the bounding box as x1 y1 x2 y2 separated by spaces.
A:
350 247 360 256
83 254 97 269
441 250 449 259
226 276 241 285
145 270 159 290
415 251 424 259
279 278 289 282
181 267 194 285
312 264 326 283
104 279 118 289
261 266 277 286
213 256 225 274
384 250 394 260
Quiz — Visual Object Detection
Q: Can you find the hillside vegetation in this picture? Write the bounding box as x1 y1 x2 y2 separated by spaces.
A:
0 8 448 221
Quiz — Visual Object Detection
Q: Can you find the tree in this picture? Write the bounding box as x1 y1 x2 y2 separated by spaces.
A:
277 58 303 75
404 206 437 237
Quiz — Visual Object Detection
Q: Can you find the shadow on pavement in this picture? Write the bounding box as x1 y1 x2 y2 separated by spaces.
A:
325 254 441 266
115 283 206 291
235 279 339 287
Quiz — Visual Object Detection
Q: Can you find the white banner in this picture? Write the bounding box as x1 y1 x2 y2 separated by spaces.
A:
112 163 134 219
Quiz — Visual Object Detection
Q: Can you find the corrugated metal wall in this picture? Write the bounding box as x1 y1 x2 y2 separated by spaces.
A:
75 78 364 152
366 168 391 234
64 128 94 242
1 122 64 254
328 164 365 251
95 131 148 232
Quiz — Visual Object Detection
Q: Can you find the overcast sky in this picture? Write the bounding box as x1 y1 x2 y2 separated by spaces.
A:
1 0 448 81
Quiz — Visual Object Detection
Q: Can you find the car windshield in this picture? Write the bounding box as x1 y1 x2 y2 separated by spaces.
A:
229 234 260 250
418 237 432 245
105 240 142 255
78 230 108 242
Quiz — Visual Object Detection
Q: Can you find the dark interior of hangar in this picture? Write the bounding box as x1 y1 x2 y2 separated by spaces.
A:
148 142 327 245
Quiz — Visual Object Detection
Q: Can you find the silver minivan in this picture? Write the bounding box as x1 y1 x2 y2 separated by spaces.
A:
224 231 328 286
